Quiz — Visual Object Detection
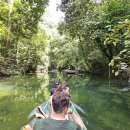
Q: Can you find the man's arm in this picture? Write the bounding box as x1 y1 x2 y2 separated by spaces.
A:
71 111 85 130
67 105 87 130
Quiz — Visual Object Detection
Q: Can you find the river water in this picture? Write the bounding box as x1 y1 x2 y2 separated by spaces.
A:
0 73 130 130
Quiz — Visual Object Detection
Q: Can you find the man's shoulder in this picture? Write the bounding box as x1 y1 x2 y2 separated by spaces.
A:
65 120 81 130
35 118 50 124
33 118 51 130
34 118 81 130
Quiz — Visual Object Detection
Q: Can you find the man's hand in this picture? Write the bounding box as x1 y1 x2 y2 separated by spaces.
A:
67 108 73 114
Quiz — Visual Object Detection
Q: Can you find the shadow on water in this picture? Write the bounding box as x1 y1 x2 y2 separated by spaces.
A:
0 73 130 130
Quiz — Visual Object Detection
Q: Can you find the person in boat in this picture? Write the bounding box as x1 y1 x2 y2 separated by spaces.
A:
35 80 60 118
22 82 87 130
35 84 69 118
50 80 60 95
33 90 82 130
36 83 70 119
35 84 85 130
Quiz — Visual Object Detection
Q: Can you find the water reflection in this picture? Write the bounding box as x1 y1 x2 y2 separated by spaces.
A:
36 73 50 100
0 74 130 130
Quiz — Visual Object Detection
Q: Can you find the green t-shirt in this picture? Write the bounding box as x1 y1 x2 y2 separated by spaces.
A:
33 118 81 130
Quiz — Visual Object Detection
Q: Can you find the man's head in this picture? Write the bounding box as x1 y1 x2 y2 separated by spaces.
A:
55 84 70 94
61 84 70 93
50 80 60 95
52 91 70 114
54 80 60 85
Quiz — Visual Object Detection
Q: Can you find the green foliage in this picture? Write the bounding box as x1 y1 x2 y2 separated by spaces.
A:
49 35 103 72
0 0 48 73
109 20 130 76
58 0 130 75
17 29 46 72
49 36 87 70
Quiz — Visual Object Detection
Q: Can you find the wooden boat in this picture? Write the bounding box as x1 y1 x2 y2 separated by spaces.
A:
22 101 87 130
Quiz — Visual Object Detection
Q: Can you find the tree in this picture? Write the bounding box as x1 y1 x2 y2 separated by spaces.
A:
0 0 48 74
58 0 130 75
108 20 130 77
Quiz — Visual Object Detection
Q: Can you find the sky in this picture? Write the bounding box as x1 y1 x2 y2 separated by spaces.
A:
41 0 101 36
44 0 101 24
41 0 64 36
44 0 64 24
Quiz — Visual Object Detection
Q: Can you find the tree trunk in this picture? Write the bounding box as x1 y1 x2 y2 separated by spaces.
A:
7 0 15 64
6 0 14 53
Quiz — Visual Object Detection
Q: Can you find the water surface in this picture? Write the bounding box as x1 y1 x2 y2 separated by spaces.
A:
0 73 130 130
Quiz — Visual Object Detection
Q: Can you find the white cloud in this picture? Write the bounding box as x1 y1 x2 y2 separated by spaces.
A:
44 0 64 24
40 0 64 36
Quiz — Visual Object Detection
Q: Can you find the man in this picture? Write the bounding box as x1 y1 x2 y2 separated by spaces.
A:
50 80 60 95
33 91 81 130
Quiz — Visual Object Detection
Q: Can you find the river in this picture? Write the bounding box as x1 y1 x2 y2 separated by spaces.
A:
0 73 130 130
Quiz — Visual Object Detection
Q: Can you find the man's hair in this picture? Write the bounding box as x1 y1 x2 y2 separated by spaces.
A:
52 91 70 113
51 83 69 95
55 84 69 93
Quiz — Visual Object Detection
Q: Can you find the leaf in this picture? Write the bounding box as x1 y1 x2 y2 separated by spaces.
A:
115 71 119 76
109 60 114 66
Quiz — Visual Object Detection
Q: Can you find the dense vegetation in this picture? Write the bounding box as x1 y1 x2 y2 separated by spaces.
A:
51 0 130 76
0 0 130 78
0 0 48 75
